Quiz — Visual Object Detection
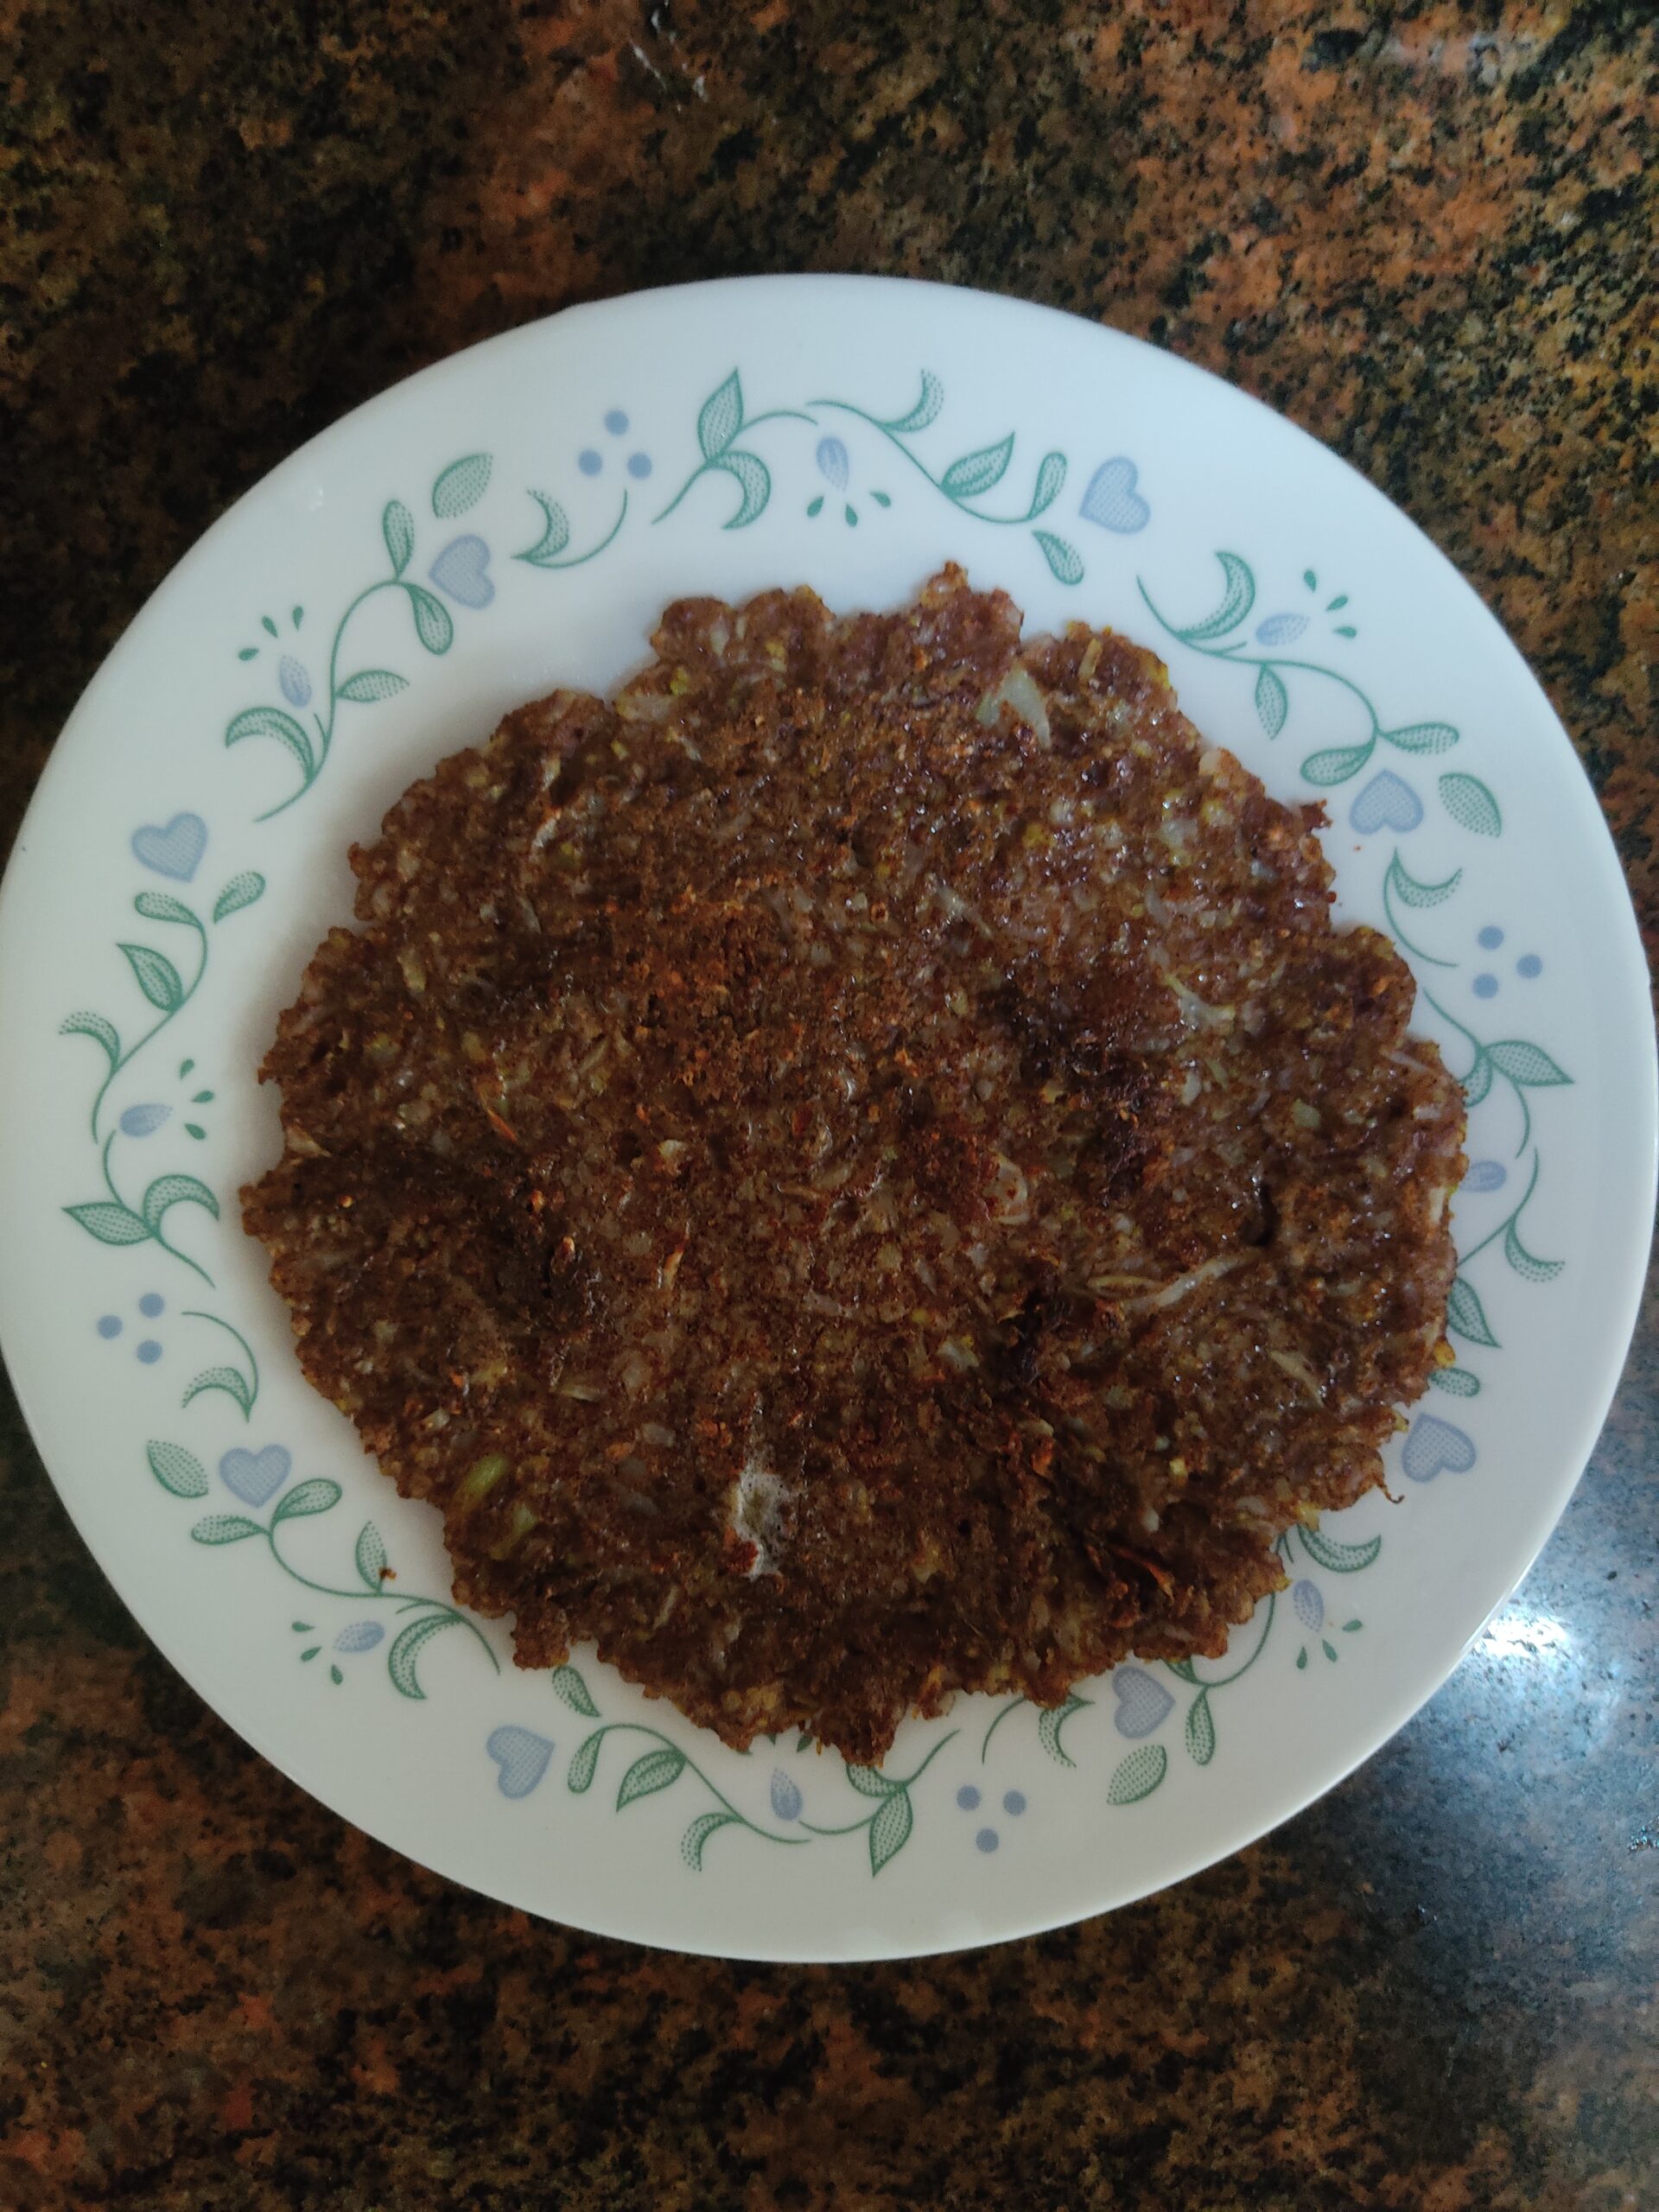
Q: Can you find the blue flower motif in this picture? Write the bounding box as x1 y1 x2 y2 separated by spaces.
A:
278 654 313 708
119 1102 171 1137
1464 1160 1507 1194
816 436 850 490
334 1621 385 1654
769 1768 804 1821
1291 1580 1325 1632
1255 613 1308 647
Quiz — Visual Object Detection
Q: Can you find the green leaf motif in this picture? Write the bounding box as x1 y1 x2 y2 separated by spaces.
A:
617 1746 686 1810
147 1440 208 1497
133 891 197 928
715 451 770 529
1185 1689 1217 1767
941 434 1014 502
432 453 493 519
1107 1745 1168 1805
61 1011 121 1067
1300 741 1374 787
272 1478 342 1524
567 1732 603 1794
405 585 454 656
1036 1693 1090 1767
383 499 415 577
697 371 744 461
515 492 572 566
1439 772 1502 837
1388 853 1462 909
1382 721 1459 755
1504 1218 1564 1283
336 669 409 704
65 1200 150 1246
868 1785 914 1875
388 1611 457 1699
842 1764 897 1800
1255 664 1288 738
354 1521 389 1592
212 872 266 921
141 1173 218 1234
1429 1365 1481 1398
1033 531 1084 587
1463 1051 1494 1108
880 370 944 434
1486 1040 1571 1089
1446 1274 1500 1348
1027 451 1066 518
191 1513 261 1545
550 1664 601 1719
120 943 185 1014
1177 550 1255 644
1297 1523 1382 1574
181 1364 253 1415
1165 1657 1199 1685
681 1809 739 1871
226 705 316 780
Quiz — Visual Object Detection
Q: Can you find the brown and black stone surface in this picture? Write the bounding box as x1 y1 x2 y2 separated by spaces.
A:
1 5 1654 2207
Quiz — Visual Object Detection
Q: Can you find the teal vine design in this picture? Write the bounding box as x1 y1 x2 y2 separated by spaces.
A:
795 1733 961 1874
513 489 630 570
653 372 817 531
65 1132 219 1284
551 1662 958 1874
62 870 264 1140
180 1308 260 1420
978 1691 1091 1768
1106 1524 1376 1808
649 367 1085 584
1138 552 1479 811
1423 988 1572 1160
555 1665 805 1867
225 453 500 818
148 1440 499 1697
809 373 1083 584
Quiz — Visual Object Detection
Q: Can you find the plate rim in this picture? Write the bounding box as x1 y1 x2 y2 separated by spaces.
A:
2 271 1653 1960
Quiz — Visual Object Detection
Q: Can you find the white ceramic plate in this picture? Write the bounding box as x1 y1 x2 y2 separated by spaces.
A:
2 276 1651 1961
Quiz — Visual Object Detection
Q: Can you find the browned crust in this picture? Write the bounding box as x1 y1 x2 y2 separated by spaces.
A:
243 568 1465 1763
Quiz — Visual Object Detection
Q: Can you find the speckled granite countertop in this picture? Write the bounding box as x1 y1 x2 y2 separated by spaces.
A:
2 5 1655 2207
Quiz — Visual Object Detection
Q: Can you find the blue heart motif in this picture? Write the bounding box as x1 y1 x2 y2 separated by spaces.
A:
1111 1665 1174 1738
429 535 494 609
1402 1415 1477 1484
1350 772 1423 835
131 812 207 881
1078 458 1150 534
486 1726 554 1799
219 1444 291 1507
